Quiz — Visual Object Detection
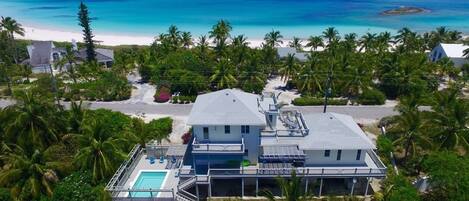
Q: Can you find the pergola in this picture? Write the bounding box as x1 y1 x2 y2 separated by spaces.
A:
259 145 306 162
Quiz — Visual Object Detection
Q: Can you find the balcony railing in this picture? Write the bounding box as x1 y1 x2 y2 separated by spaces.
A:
191 137 245 154
180 150 386 178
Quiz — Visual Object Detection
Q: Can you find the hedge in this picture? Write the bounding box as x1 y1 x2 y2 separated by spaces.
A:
292 97 347 106
171 95 196 104
358 89 386 105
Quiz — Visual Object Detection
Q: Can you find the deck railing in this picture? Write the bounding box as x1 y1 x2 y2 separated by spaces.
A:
192 137 244 153
180 150 386 178
106 144 143 196
105 144 177 200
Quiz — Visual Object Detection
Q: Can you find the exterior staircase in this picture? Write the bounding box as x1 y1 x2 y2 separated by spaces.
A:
176 176 198 201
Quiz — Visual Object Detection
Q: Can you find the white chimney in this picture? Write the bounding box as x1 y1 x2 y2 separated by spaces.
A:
71 39 78 51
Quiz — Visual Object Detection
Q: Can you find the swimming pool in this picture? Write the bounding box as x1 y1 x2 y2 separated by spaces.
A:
130 171 168 197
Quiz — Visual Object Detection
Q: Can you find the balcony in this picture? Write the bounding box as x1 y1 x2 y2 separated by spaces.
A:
191 137 245 154
180 150 386 178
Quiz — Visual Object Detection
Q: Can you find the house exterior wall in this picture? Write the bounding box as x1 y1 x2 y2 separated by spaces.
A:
429 45 446 62
193 125 262 163
304 149 366 166
451 58 467 67
430 44 468 67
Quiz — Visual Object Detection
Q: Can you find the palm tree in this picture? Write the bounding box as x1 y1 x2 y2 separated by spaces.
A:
447 30 462 41
343 63 372 101
279 53 298 83
306 36 324 51
196 35 210 61
289 37 302 51
388 110 432 161
428 89 469 152
167 25 181 49
239 54 266 93
3 90 59 151
0 16 25 64
181 31 193 49
66 119 127 183
376 32 392 54
0 146 65 200
322 27 339 44
260 170 311 201
209 20 232 57
210 59 237 89
343 33 357 52
359 33 377 52
55 45 78 83
296 55 323 95
231 35 250 74
264 30 283 47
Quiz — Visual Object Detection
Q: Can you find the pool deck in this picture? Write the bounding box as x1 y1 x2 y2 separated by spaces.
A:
118 153 179 198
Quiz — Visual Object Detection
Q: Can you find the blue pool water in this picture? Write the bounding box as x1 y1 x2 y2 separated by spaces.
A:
0 0 468 38
131 171 167 198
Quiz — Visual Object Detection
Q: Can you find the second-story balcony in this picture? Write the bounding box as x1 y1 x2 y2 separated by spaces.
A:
192 137 245 154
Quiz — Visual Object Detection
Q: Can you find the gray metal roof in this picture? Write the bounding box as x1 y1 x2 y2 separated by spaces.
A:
277 47 308 62
28 41 53 66
261 112 375 150
76 48 114 62
187 89 267 126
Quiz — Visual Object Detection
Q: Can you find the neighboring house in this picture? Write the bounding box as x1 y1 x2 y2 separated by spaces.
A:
277 47 308 62
23 40 114 73
429 43 469 67
180 89 386 199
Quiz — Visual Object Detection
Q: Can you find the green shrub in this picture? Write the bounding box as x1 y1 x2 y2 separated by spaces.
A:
172 95 196 104
0 188 10 201
358 89 386 105
64 72 131 101
52 171 97 201
145 117 173 143
292 97 347 106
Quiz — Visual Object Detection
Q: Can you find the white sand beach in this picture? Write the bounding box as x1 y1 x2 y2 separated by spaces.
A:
17 26 271 47
18 26 155 46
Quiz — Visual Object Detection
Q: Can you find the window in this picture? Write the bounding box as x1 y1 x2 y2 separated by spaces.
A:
52 53 59 62
203 127 209 140
268 115 273 123
438 52 442 59
224 125 230 134
356 150 362 160
324 150 330 157
336 150 342 160
241 125 250 134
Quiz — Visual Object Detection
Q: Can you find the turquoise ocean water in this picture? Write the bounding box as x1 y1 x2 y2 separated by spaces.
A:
0 0 468 38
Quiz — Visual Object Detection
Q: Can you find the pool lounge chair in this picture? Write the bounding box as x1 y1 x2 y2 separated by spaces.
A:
159 156 164 163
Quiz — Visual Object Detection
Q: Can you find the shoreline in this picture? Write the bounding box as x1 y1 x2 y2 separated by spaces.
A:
17 25 469 47
18 26 268 47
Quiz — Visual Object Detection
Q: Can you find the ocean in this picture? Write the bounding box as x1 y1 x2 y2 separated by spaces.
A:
0 0 468 39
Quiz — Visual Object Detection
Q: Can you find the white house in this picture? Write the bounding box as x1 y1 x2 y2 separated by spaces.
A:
179 89 386 199
429 43 469 67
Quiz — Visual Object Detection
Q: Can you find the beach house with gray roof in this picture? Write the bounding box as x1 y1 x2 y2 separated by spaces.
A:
178 89 386 199
23 40 114 73
105 89 386 201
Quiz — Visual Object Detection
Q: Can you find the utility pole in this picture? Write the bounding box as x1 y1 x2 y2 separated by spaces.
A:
323 64 333 113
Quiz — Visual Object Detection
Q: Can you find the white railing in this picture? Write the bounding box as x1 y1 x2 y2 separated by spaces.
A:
106 144 143 194
180 151 386 178
191 137 244 153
